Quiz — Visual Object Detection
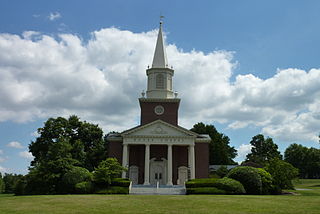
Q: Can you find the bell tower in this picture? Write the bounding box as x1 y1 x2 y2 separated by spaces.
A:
139 21 180 126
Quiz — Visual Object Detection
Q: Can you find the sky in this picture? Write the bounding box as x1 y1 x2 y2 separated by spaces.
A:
1 0 320 174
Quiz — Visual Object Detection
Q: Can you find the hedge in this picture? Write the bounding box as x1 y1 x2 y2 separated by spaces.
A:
187 187 227 195
95 186 129 194
185 178 245 195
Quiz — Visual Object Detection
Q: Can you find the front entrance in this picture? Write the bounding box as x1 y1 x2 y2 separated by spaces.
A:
150 158 167 185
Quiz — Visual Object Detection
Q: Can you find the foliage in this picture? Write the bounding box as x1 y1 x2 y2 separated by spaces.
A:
255 168 273 195
94 186 129 194
186 177 245 194
186 187 227 195
227 166 262 195
0 173 4 193
61 167 92 193
75 181 94 194
3 173 23 194
284 144 320 178
110 178 130 187
23 115 107 194
191 122 237 165
246 134 282 166
14 176 27 196
213 177 246 194
265 158 299 190
216 166 229 178
93 158 126 186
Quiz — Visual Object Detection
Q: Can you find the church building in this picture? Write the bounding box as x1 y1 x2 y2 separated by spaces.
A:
107 21 210 186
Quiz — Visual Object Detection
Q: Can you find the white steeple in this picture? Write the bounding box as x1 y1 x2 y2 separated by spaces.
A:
152 21 168 68
145 21 175 99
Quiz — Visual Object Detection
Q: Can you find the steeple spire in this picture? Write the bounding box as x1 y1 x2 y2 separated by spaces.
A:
152 20 168 68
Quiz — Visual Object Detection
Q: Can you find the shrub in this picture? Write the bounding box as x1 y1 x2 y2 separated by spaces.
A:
216 166 229 178
265 159 299 190
93 158 126 185
111 178 130 187
75 181 94 194
214 177 245 194
185 178 219 188
94 186 129 194
185 178 245 195
227 166 262 194
186 187 227 195
256 168 273 194
61 166 92 193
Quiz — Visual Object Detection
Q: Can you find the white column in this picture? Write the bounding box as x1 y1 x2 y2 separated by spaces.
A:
167 144 173 186
122 144 128 178
189 144 195 179
144 144 150 185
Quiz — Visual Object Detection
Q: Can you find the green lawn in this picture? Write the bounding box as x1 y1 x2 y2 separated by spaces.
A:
0 179 319 214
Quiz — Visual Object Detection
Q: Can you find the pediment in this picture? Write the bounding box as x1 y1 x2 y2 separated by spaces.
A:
122 120 197 137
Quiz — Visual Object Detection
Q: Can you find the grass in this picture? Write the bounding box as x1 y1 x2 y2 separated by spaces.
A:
0 179 319 214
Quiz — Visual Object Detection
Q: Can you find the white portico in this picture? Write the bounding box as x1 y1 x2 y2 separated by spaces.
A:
121 120 197 186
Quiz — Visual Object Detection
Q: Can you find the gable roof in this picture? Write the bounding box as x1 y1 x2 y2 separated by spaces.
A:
121 119 198 137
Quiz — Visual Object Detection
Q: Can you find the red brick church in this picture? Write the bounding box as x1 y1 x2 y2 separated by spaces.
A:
107 21 210 186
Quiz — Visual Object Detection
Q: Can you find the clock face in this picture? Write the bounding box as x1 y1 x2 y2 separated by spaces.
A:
154 105 164 115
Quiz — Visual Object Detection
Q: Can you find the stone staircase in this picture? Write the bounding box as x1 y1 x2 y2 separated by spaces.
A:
129 184 186 195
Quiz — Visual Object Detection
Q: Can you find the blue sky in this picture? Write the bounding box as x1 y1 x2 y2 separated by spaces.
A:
1 0 320 174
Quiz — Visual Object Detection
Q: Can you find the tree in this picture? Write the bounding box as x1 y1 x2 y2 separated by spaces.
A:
25 115 108 194
285 144 320 178
265 158 299 190
3 173 23 194
93 158 126 186
191 122 237 165
245 134 282 166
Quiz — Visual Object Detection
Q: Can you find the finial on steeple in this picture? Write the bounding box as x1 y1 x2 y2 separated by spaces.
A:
160 15 164 24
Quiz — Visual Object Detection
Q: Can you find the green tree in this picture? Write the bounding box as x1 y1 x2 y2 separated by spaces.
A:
93 158 126 186
285 144 320 178
25 115 107 194
191 122 237 165
265 158 299 190
3 173 23 194
245 134 282 166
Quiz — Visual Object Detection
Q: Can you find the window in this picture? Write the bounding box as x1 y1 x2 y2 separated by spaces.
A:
156 74 164 89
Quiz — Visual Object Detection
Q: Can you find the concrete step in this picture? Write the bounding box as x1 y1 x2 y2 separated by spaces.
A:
129 185 186 195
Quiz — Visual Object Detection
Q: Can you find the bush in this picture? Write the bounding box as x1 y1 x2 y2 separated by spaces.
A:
256 168 273 195
0 173 5 193
185 178 245 195
93 158 126 185
216 166 229 178
185 178 219 188
265 159 299 190
111 178 130 187
75 181 94 194
187 187 226 195
94 186 129 194
227 166 262 194
214 177 245 194
61 166 92 193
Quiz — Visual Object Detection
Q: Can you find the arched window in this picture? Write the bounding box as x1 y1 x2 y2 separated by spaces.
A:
156 74 164 89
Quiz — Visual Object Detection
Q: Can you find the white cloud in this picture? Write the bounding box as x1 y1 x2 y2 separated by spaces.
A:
0 165 7 173
0 28 319 143
48 12 61 21
19 151 34 160
30 131 40 138
0 150 3 155
236 144 253 161
7 141 24 149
